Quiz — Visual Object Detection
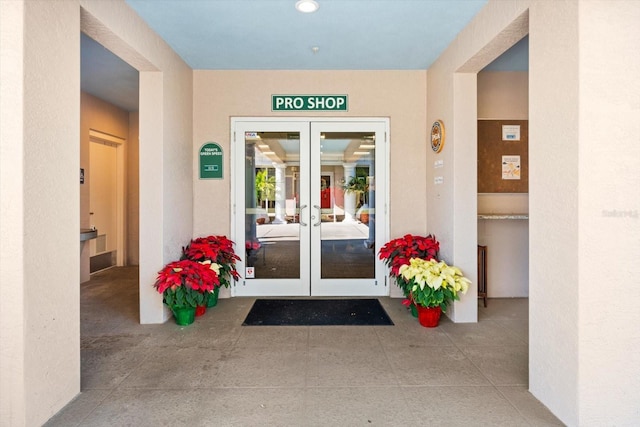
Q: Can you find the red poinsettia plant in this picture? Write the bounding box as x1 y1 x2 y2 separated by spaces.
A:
245 240 261 252
379 234 440 276
182 235 241 288
378 234 440 298
154 259 220 309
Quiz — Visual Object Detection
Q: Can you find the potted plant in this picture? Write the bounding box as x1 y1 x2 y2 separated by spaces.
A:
255 169 275 210
245 240 261 268
378 234 440 314
153 259 220 325
182 235 241 307
342 175 368 208
398 258 471 327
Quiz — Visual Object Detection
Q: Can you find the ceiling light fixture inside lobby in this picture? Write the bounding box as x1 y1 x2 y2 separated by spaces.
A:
296 0 319 13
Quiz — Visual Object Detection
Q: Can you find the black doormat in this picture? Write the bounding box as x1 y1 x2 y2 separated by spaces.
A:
242 299 394 326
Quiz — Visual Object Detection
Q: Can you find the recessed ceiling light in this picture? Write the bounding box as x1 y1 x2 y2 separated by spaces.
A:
359 144 376 149
296 0 319 13
353 151 370 155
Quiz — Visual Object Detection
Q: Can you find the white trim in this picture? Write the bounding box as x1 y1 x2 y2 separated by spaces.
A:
89 129 126 145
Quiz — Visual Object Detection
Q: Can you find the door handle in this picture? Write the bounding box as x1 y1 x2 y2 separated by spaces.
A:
299 204 308 227
313 205 321 227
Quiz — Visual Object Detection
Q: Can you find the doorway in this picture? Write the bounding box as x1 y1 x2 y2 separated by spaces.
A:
232 118 388 297
89 130 126 272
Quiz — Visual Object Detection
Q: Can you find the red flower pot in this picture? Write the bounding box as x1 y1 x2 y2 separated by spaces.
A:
416 305 442 327
195 305 207 317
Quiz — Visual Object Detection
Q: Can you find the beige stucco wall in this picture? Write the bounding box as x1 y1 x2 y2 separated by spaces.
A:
577 1 640 423
428 0 640 425
528 1 580 423
192 70 428 298
1 0 27 424
1 1 81 425
1 0 192 424
477 71 528 119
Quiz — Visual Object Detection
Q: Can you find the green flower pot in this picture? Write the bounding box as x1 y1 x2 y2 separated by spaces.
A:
206 287 220 308
172 306 196 326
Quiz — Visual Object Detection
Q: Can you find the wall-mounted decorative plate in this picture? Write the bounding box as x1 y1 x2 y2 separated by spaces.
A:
431 119 445 153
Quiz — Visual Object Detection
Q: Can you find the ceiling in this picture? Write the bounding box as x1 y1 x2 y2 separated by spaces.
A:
124 0 489 70
81 0 528 112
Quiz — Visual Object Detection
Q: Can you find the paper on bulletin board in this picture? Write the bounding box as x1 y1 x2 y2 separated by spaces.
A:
502 125 521 141
502 155 521 180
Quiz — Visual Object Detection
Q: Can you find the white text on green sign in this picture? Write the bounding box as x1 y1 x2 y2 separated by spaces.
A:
199 142 223 179
272 95 348 111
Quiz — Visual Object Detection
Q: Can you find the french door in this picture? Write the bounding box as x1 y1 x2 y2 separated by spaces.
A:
232 118 388 296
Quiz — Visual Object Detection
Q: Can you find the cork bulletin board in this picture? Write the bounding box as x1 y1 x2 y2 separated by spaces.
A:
477 120 528 193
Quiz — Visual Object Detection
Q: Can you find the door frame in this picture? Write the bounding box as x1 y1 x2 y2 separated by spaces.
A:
89 129 126 267
230 117 390 297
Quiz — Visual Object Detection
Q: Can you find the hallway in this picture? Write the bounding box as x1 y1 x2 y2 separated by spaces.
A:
45 267 562 426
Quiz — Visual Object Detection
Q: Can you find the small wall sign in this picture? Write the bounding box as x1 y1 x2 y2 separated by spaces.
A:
245 266 255 278
502 125 521 141
199 142 223 179
502 155 521 180
272 95 348 111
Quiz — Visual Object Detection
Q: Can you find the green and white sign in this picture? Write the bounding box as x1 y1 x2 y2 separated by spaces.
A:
199 142 223 179
272 95 348 111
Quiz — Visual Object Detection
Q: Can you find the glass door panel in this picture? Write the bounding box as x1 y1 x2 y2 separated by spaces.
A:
310 121 387 296
233 121 310 296
319 132 375 279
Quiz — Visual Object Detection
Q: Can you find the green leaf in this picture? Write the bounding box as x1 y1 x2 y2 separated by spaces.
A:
186 292 196 307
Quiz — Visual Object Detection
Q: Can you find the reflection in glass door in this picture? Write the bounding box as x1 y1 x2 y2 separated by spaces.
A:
311 121 387 296
233 121 310 296
233 118 387 297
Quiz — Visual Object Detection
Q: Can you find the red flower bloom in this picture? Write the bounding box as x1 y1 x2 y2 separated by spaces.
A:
182 235 241 287
378 234 439 277
245 240 261 251
154 259 219 294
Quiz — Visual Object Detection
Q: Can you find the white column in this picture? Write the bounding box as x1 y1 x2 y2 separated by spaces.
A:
342 162 357 222
272 164 287 224
366 159 375 247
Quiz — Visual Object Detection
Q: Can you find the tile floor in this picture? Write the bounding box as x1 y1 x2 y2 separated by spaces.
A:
45 266 563 426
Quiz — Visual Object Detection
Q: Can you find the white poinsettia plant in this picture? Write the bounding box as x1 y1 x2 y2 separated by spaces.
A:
399 258 471 312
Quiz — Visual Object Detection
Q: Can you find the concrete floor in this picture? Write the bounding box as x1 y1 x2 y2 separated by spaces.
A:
45 266 563 426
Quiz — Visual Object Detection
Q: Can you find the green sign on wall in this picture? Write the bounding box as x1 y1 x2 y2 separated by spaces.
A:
199 142 223 179
272 95 348 111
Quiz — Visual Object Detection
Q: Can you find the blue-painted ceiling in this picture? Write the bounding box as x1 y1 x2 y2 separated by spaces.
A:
483 35 529 71
81 33 140 112
81 0 528 112
125 0 488 70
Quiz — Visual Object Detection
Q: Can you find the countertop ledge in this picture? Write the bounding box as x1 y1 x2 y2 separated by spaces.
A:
478 214 529 220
